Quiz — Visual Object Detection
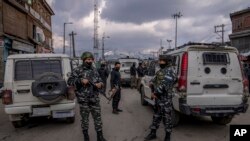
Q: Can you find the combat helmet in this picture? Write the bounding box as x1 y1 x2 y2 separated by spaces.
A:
81 52 94 61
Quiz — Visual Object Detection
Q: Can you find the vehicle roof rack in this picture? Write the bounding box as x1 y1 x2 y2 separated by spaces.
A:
176 42 226 49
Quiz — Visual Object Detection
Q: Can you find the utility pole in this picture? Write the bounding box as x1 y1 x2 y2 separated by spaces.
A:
172 12 182 49
69 31 77 58
93 0 99 60
63 22 73 54
69 34 72 57
167 39 172 50
214 24 225 44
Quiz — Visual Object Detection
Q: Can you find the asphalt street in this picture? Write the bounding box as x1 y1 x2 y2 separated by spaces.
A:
0 87 250 141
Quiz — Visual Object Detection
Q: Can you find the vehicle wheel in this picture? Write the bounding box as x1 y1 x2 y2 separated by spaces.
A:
211 116 233 125
140 87 148 106
172 110 180 127
66 116 75 124
12 120 25 128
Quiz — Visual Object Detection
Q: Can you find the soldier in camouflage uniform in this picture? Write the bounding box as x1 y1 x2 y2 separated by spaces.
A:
145 55 177 141
67 52 107 141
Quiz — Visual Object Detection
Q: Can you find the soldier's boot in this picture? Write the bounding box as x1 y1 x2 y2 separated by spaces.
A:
112 109 119 114
144 129 156 140
83 130 89 141
164 132 171 141
97 131 107 141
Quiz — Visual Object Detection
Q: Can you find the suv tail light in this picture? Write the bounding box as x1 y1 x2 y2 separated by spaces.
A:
178 52 188 92
66 86 75 100
2 90 13 105
238 55 249 94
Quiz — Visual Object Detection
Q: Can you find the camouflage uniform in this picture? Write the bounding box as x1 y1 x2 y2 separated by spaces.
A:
67 63 103 132
150 66 177 133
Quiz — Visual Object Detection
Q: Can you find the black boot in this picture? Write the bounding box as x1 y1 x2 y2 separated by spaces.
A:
112 109 119 114
164 132 171 141
82 130 89 141
144 129 156 140
97 131 107 141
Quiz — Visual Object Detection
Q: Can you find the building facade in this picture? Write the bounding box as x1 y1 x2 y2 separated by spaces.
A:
0 0 54 83
229 7 250 53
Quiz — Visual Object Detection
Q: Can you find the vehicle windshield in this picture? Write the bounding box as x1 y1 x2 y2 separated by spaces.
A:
15 59 62 81
121 62 134 67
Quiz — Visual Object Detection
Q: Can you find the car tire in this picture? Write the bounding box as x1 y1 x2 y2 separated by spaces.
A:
140 86 148 106
66 116 75 124
211 115 233 125
172 110 180 127
12 120 26 128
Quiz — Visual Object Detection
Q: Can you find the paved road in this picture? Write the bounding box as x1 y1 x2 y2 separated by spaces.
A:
0 88 250 141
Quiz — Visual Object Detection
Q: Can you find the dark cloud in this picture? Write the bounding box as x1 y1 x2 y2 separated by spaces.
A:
101 0 184 24
101 0 248 24
50 0 249 57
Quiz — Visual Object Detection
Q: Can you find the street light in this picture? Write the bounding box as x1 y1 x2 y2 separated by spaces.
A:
102 32 110 60
166 39 172 50
63 22 73 54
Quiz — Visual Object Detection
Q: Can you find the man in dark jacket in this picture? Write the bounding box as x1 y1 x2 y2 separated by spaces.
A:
130 63 137 89
110 62 122 114
137 62 145 90
98 63 109 93
67 52 107 141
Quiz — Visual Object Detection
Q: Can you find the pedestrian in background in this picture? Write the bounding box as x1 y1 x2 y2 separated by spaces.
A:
110 62 123 114
98 63 109 93
67 52 107 141
130 63 137 89
137 62 145 90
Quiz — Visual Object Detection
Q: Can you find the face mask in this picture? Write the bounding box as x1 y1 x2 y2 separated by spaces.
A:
159 64 167 69
85 62 92 68
115 67 120 71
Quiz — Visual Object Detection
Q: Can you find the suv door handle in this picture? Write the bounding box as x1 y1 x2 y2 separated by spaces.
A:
17 89 30 94
232 78 241 82
190 81 200 85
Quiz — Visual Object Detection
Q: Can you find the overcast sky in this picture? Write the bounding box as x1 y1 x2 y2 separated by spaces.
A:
46 0 249 57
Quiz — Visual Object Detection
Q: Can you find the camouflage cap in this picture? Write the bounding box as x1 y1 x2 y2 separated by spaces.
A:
81 52 94 60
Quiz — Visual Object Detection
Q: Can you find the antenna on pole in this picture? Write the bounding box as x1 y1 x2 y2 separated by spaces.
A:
93 0 99 60
172 12 182 49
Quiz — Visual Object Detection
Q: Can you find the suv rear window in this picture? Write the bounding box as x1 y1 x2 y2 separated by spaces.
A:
15 60 62 81
203 53 230 65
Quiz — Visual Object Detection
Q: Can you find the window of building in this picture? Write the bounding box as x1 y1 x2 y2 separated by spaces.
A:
244 16 250 28
33 25 36 39
233 19 243 30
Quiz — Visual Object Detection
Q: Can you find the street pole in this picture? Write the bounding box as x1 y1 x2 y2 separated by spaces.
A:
69 31 77 58
167 39 172 50
63 22 73 54
172 12 182 49
69 33 72 58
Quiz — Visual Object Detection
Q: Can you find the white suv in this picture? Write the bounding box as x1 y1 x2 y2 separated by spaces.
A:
1 54 76 128
140 43 249 125
119 58 139 86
